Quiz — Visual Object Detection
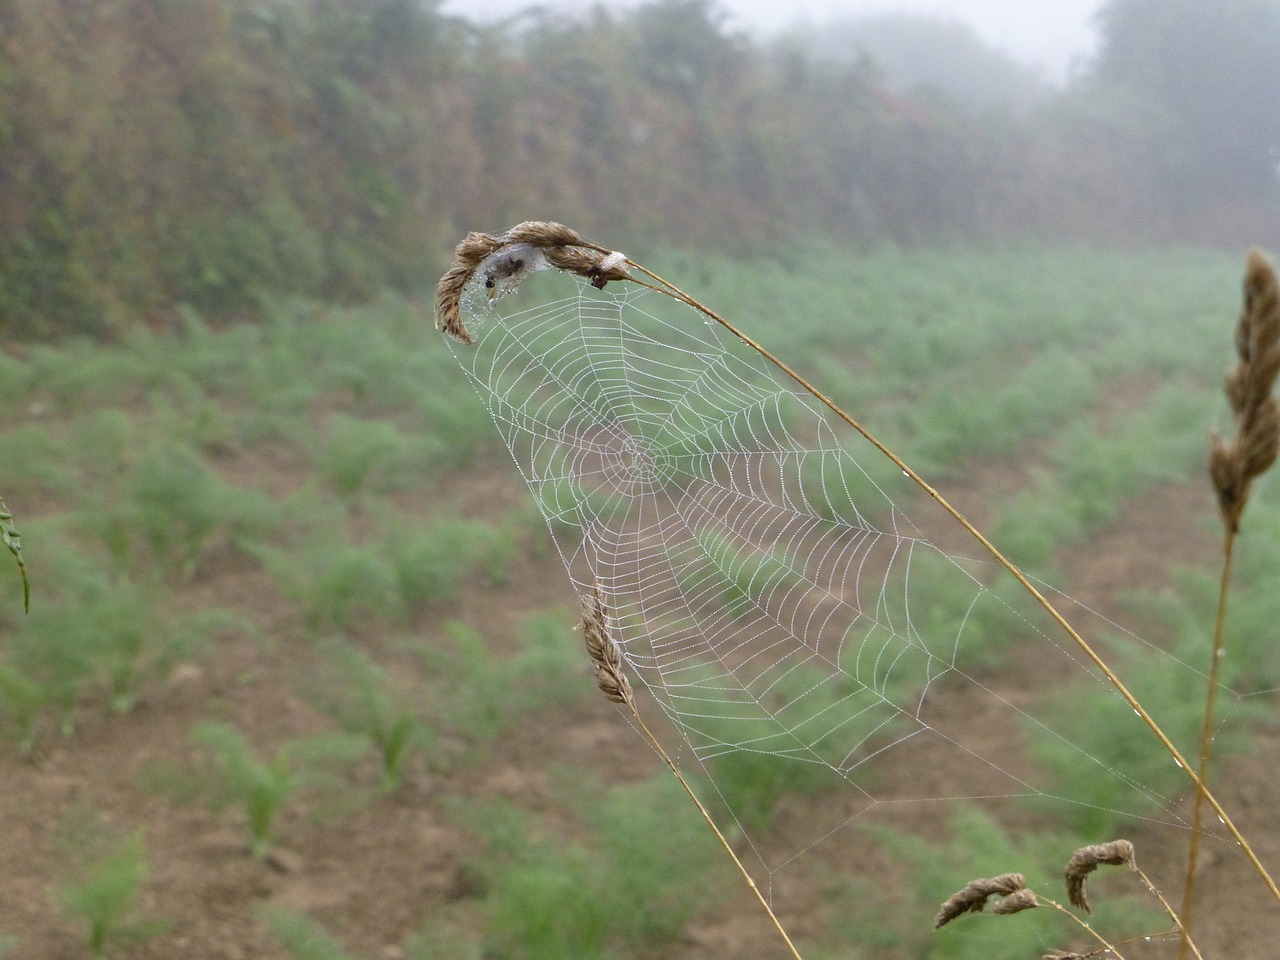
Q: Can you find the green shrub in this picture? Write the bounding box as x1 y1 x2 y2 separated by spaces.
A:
474 775 725 960
1 537 213 727
316 414 406 499
190 722 366 857
55 819 163 957
390 520 482 610
390 516 520 612
262 908 357 960
0 424 72 498
424 614 586 750
302 638 432 791
262 530 401 633
0 664 45 755
3 586 97 740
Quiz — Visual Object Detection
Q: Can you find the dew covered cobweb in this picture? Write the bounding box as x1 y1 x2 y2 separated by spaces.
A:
440 261 1242 917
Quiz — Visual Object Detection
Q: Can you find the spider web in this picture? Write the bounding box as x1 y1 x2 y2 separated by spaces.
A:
442 264 1224 899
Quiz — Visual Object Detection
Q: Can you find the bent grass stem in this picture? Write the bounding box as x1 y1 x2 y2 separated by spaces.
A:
625 257 1280 914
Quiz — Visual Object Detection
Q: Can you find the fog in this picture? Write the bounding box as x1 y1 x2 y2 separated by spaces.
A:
440 0 1103 82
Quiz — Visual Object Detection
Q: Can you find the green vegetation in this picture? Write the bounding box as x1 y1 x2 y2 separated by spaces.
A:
263 908 359 960
4 0 1275 338
189 722 366 858
302 638 431 792
425 613 587 751
0 246 1272 955
55 817 164 957
467 775 728 960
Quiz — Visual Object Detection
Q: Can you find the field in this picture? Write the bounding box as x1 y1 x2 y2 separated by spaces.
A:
2 244 1279 959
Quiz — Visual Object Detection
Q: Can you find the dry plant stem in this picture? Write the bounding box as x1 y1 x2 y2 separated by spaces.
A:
629 703 804 960
1176 532 1239 960
1180 250 1280 959
578 589 803 959
1035 895 1130 960
624 258 1280 911
1142 855 1207 960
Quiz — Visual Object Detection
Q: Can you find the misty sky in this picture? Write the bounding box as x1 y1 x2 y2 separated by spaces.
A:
441 0 1104 82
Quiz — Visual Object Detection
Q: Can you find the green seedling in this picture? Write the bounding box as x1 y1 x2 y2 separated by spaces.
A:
316 414 405 499
191 721 366 858
0 664 45 755
302 638 431 791
56 821 164 957
469 775 726 960
262 907 358 960
428 613 584 749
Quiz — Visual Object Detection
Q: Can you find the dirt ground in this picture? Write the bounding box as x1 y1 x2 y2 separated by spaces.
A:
3 434 1280 959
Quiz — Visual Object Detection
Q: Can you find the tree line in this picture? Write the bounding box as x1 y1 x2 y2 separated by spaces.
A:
1 0 1277 338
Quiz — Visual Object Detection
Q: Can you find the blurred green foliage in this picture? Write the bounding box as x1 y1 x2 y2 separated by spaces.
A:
467 774 728 960
55 815 165 957
3 0 1273 338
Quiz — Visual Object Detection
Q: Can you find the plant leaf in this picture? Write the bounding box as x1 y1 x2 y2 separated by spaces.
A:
0 498 28 612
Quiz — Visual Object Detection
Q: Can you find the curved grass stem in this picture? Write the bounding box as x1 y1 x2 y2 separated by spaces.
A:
625 257 1280 914
1036 896 1130 960
626 702 805 960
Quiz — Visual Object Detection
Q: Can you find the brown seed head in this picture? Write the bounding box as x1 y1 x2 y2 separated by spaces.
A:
934 873 1026 928
434 231 502 343
578 587 633 706
434 223 631 343
1212 247 1280 531
990 888 1038 915
501 221 586 249
1064 839 1135 912
1042 952 1086 960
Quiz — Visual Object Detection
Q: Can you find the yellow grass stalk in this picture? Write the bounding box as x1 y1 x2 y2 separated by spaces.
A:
1178 248 1280 960
438 223 1280 951
576 588 805 960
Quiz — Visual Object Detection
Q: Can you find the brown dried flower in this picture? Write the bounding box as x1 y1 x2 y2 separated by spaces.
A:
990 888 1038 915
434 231 501 344
1211 247 1280 532
934 873 1027 928
1064 839 1135 912
434 222 632 343
578 587 633 706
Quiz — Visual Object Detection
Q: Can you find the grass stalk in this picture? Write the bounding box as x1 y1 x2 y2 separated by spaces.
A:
1178 248 1280 958
436 225 1280 946
577 589 804 960
624 255 1280 913
1176 535 1236 959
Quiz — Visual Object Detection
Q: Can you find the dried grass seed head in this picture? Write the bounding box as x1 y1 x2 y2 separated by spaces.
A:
1212 247 1280 530
500 220 586 248
434 231 502 343
990 888 1038 915
578 588 632 706
435 222 631 342
1064 839 1135 912
934 873 1026 928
